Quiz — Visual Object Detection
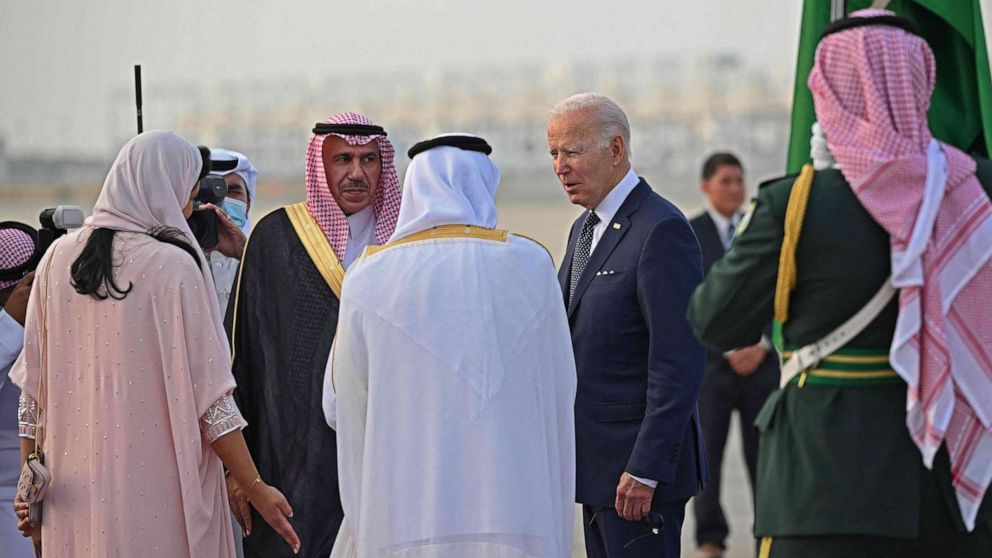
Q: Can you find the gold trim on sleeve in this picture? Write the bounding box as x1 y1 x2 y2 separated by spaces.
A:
285 202 346 298
227 226 256 363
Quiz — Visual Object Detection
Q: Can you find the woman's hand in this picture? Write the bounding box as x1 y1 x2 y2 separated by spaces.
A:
211 430 298 553
13 493 37 538
247 481 300 554
226 474 252 536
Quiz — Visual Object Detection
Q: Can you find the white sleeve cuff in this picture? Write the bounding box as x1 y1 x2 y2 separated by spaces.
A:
200 393 246 444
18 392 38 439
322 341 337 430
629 474 658 489
0 309 25 371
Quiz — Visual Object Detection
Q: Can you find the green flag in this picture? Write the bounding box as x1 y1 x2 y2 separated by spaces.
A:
785 0 992 174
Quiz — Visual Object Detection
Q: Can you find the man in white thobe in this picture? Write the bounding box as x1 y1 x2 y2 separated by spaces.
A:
323 134 576 558
205 148 257 314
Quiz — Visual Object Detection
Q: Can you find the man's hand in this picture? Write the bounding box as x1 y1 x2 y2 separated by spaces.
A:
726 343 768 377
3 272 34 325
227 473 252 536
615 471 654 521
202 203 247 260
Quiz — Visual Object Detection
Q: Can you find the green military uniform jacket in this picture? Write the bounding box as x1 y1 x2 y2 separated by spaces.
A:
687 162 992 538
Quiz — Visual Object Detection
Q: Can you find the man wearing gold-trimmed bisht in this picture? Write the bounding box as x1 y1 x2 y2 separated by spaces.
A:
687 9 992 557
224 112 401 558
323 135 576 558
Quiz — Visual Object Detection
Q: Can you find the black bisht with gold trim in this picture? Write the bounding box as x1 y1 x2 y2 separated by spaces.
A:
224 205 345 558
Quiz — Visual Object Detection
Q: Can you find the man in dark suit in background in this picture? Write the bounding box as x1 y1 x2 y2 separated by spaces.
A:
548 92 706 558
689 153 778 558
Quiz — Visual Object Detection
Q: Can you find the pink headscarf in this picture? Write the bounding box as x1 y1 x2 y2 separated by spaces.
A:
85 130 229 363
11 131 239 555
304 112 401 260
0 227 35 289
810 9 992 529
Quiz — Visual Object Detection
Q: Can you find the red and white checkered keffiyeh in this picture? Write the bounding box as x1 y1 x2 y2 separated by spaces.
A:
0 227 36 290
304 112 401 261
810 8 992 530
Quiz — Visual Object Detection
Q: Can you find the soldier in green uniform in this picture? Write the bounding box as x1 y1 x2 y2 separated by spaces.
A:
687 10 992 558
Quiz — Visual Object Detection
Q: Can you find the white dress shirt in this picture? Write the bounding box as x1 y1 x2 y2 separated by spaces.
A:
705 206 742 250
343 206 377 269
0 309 23 388
1 308 27 513
590 167 641 254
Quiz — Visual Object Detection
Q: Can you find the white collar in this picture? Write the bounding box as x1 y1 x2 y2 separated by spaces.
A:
346 205 376 238
593 167 640 226
705 205 741 234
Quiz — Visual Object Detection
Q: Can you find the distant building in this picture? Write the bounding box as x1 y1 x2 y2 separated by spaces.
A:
5 52 791 202
0 137 106 186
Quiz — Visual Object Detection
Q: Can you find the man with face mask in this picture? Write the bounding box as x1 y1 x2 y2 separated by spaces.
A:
225 113 401 558
206 148 258 313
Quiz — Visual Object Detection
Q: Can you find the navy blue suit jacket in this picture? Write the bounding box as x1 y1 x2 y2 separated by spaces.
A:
559 179 708 507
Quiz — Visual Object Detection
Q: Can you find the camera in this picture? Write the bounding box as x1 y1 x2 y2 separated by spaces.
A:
38 206 85 257
186 171 228 250
195 175 228 205
0 205 85 286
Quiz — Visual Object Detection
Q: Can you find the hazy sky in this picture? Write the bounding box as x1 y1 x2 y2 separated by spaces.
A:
1 1 802 157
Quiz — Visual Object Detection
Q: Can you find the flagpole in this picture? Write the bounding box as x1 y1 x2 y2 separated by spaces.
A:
134 65 143 134
831 0 846 21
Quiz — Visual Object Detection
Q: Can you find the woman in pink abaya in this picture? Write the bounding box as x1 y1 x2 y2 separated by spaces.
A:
10 131 300 557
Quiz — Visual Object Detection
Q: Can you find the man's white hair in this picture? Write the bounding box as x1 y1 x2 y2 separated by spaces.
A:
550 92 632 159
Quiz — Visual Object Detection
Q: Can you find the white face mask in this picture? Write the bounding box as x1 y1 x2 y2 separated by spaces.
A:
223 198 249 229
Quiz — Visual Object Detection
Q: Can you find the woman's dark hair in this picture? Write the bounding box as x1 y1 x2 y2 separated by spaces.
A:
70 228 134 300
71 147 207 300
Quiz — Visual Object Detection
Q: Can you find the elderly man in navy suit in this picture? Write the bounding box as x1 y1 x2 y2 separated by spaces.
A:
548 92 707 558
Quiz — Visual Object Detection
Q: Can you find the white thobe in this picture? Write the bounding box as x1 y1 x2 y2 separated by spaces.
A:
0 309 33 557
209 252 240 315
344 206 376 269
324 234 576 558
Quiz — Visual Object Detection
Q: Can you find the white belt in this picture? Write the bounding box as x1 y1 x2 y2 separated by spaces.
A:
780 278 897 388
